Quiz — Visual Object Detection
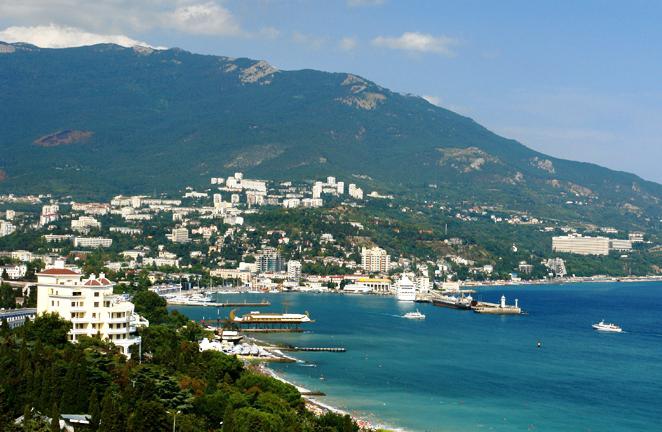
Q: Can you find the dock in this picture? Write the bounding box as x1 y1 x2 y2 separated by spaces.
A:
283 347 346 352
472 295 522 315
168 300 271 307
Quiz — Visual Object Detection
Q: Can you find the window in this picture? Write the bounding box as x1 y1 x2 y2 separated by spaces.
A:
94 302 99 308
94 292 99 297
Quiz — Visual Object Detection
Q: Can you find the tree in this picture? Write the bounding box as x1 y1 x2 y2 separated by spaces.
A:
127 401 169 432
99 390 123 432
88 389 100 431
0 282 16 309
131 291 168 325
50 402 60 432
20 314 71 347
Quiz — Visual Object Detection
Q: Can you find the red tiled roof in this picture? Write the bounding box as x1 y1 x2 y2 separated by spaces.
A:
84 279 101 286
38 268 80 275
99 278 112 285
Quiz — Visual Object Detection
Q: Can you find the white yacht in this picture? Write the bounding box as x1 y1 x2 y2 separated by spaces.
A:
396 275 417 302
403 310 426 320
592 320 623 333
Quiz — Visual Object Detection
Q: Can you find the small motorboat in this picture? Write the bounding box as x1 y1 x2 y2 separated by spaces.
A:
403 310 426 320
592 320 623 333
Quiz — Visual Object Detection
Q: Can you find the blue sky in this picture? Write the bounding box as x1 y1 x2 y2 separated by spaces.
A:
1 0 661 182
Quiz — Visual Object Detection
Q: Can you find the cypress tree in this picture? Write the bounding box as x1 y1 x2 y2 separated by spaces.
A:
88 389 100 431
50 401 61 432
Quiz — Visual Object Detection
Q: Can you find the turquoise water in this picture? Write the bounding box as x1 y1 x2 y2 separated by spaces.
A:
172 283 662 431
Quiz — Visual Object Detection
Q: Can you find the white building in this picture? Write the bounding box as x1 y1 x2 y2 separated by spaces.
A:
36 267 148 357
543 258 567 277
336 181 345 195
73 237 113 248
170 227 190 243
0 220 16 237
142 257 180 268
610 239 632 252
348 183 364 200
361 246 391 273
109 227 141 235
312 182 323 199
39 204 59 226
5 209 15 220
552 235 611 256
629 232 645 243
0 264 27 279
71 216 101 232
287 260 302 281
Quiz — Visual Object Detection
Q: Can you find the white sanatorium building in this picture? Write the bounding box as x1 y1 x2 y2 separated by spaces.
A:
36 267 148 357
552 234 632 256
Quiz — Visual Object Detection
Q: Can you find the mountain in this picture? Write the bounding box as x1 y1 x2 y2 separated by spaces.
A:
1 41 660 226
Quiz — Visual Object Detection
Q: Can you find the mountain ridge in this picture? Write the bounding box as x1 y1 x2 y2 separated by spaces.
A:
1 41 660 226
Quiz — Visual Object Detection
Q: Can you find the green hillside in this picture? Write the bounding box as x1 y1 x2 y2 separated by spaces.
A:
1 41 661 226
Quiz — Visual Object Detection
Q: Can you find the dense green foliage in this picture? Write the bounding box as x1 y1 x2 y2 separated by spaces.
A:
1 42 661 228
0 311 360 432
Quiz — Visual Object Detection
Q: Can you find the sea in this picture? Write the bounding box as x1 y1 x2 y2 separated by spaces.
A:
170 282 662 431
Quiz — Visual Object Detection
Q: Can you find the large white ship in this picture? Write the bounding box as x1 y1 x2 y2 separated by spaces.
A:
396 275 417 302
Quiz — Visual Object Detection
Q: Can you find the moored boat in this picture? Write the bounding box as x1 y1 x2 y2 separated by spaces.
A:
396 275 417 302
432 294 474 310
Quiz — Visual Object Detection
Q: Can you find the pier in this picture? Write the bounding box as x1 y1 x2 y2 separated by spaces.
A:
284 346 346 352
168 300 271 307
472 295 522 315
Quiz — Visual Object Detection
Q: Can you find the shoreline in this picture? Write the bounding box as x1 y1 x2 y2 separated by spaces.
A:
248 338 397 431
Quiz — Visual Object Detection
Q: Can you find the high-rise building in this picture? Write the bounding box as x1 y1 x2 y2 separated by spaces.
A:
312 182 323 199
543 258 567 277
361 246 391 273
348 183 364 200
287 260 302 281
336 181 345 195
256 248 284 273
36 267 148 357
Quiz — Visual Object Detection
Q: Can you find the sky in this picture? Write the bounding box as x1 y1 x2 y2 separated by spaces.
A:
1 0 661 182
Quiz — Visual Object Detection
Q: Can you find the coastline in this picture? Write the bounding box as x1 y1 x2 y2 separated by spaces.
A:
247 339 396 431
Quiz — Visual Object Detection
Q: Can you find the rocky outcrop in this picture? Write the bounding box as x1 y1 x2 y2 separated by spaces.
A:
34 130 93 147
239 60 278 84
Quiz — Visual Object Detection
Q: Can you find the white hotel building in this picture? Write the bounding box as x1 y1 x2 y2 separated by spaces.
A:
552 234 611 255
36 267 148 357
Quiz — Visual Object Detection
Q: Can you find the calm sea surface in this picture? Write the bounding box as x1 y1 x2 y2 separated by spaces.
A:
171 282 662 431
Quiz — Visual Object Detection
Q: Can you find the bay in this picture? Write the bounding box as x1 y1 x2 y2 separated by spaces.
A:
171 282 662 431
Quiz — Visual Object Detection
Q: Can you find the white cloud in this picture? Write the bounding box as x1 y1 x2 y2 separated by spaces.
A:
339 36 357 51
0 1 258 39
372 32 457 55
166 2 242 36
0 24 158 49
422 95 441 106
347 0 385 6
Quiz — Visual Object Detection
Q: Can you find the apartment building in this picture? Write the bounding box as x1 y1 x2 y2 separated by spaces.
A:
36 267 148 357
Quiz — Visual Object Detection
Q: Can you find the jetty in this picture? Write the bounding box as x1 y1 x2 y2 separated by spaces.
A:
283 346 346 352
168 299 271 308
472 295 522 315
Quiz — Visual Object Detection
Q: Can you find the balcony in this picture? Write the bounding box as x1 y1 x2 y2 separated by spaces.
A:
105 327 130 335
